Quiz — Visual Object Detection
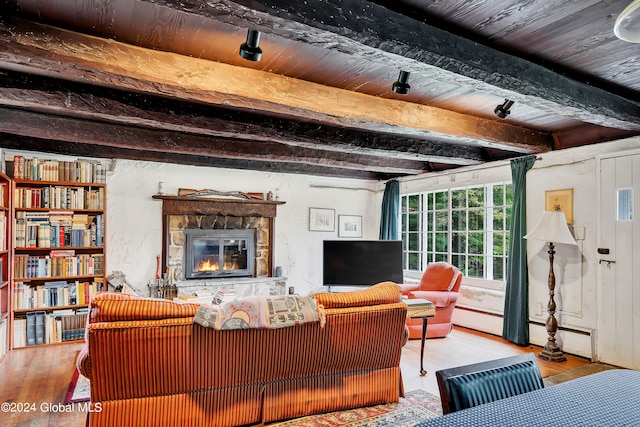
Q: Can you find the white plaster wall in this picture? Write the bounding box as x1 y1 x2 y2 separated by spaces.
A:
525 137 640 357
397 136 640 359
102 159 382 296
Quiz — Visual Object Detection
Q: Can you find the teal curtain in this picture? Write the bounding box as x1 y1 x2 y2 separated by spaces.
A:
502 155 536 346
379 180 400 240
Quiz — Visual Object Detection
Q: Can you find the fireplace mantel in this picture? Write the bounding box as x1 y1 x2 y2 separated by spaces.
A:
153 195 285 283
152 195 285 217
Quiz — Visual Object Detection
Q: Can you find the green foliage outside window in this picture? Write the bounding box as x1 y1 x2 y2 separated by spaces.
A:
400 182 512 280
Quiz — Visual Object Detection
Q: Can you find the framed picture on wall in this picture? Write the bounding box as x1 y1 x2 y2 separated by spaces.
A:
545 188 574 224
309 208 335 231
338 215 362 238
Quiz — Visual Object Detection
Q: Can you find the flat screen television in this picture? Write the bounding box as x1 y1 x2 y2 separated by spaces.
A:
323 240 403 287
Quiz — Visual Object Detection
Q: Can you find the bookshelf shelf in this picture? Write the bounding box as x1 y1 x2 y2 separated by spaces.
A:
13 304 89 313
15 246 104 252
12 339 84 349
14 275 103 281
10 156 107 349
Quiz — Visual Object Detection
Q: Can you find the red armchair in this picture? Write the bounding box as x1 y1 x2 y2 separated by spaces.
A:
400 262 463 339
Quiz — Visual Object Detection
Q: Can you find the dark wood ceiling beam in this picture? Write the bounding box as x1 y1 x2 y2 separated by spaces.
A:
0 133 389 179
0 19 553 154
0 107 432 176
0 70 487 166
552 125 640 150
166 0 640 130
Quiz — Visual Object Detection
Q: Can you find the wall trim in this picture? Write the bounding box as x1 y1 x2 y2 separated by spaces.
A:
452 306 593 359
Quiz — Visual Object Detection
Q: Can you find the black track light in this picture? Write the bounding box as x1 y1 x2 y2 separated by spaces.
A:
392 70 411 95
494 99 514 119
239 29 262 62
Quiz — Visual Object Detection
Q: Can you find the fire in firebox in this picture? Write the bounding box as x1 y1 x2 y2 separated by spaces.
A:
196 257 240 272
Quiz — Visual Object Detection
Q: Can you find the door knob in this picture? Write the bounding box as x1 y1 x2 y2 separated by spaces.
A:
599 259 616 268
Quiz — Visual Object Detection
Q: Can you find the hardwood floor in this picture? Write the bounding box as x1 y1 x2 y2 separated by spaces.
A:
401 326 591 395
0 327 593 427
0 342 86 427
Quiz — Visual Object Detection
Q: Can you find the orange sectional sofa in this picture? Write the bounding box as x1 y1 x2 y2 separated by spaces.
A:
76 282 409 427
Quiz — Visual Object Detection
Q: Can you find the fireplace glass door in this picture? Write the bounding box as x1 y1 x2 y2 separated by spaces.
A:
185 229 255 279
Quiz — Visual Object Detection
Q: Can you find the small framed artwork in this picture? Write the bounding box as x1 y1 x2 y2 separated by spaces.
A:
309 208 335 232
545 188 574 224
338 215 362 238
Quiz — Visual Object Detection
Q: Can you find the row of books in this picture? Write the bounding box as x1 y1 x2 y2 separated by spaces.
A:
12 156 107 184
13 279 103 309
0 319 7 358
0 211 6 251
15 212 104 248
14 253 104 279
12 309 89 347
14 186 104 210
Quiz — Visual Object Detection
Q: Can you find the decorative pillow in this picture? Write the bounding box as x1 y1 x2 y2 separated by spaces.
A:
448 360 544 411
312 281 402 309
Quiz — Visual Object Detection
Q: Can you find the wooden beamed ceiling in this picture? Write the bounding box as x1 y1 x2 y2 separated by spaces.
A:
1 0 639 180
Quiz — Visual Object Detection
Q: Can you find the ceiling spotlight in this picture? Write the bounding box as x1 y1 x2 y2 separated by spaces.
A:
239 29 262 62
494 99 514 119
392 70 411 95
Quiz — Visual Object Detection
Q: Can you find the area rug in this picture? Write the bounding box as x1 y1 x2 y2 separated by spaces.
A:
64 369 90 404
270 389 442 426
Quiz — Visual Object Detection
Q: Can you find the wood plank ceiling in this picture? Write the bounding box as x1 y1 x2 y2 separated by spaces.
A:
1 0 639 180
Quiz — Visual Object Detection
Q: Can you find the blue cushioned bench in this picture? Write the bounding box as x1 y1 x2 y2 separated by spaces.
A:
418 369 638 426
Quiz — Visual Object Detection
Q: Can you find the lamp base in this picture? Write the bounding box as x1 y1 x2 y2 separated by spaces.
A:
538 342 567 362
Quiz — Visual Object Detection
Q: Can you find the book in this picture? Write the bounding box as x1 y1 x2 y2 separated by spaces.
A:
13 318 26 348
25 312 36 346
35 311 46 345
0 148 5 174
61 312 87 341
0 318 6 357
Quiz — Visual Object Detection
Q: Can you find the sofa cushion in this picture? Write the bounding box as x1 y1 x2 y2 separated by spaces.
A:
90 292 199 323
312 282 402 308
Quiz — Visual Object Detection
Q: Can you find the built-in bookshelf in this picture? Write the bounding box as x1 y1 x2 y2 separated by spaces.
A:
10 160 107 348
0 169 10 360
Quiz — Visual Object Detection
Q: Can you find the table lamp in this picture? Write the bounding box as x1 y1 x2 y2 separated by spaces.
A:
524 209 578 362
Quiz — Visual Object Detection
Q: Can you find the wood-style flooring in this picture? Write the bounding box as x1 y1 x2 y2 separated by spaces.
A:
0 326 598 427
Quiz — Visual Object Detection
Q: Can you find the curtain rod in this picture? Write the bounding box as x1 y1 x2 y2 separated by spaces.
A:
393 155 542 185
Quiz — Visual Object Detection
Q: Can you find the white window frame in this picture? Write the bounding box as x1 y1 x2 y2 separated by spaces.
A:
400 181 512 283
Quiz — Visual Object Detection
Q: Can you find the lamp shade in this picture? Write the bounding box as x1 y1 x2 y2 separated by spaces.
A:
524 211 578 245
615 0 640 43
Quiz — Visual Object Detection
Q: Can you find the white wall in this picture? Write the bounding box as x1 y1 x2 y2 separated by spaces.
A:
399 136 640 359
9 151 383 297
107 160 384 296
525 137 640 358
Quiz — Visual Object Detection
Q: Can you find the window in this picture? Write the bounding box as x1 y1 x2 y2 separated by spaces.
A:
401 182 512 280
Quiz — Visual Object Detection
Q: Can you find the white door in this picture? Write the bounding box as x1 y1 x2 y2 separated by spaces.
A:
597 154 640 368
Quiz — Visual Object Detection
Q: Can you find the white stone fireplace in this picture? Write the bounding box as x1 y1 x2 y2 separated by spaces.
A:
154 194 286 297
